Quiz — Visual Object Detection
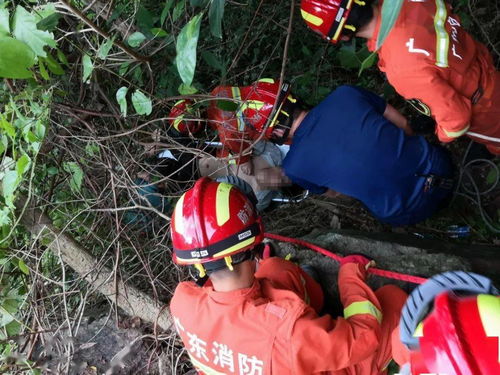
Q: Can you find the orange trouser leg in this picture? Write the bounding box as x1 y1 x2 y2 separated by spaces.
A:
370 285 408 374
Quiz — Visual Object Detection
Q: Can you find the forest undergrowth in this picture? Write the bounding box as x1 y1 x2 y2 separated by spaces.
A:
0 0 498 373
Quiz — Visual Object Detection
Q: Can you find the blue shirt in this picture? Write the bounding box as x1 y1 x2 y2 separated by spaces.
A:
283 85 450 225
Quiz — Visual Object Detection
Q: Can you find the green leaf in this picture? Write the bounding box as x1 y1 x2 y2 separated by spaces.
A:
172 0 185 22
38 58 50 80
486 166 499 185
160 0 174 26
82 54 93 83
116 87 128 117
16 154 30 176
47 166 58 176
33 3 57 23
44 53 64 75
136 5 154 32
2 170 19 208
119 62 131 76
12 5 56 58
376 0 404 49
0 116 16 138
63 162 83 193
337 48 359 69
216 100 238 112
0 8 10 36
85 142 100 157
151 28 168 38
209 0 225 39
57 48 69 66
0 135 7 155
358 52 377 76
97 37 114 59
18 259 29 275
175 13 202 86
201 50 223 71
36 13 60 32
0 36 35 79
178 83 198 95
131 90 152 115
0 207 11 227
191 0 210 7
127 31 146 47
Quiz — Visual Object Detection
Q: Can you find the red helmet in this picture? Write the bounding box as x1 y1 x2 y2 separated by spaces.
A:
170 178 264 277
400 271 500 375
301 0 365 44
168 99 202 135
208 78 299 145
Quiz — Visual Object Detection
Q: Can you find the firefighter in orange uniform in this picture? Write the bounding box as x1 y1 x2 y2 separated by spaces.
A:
168 78 300 174
300 0 500 154
169 177 408 374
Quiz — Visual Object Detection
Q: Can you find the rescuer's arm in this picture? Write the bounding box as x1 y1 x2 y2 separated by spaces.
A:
383 104 414 136
387 68 472 143
289 262 382 372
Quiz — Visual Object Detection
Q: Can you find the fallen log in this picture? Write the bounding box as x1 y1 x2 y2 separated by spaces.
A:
19 199 173 331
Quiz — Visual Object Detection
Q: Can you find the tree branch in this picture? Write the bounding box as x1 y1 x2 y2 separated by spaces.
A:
58 0 151 63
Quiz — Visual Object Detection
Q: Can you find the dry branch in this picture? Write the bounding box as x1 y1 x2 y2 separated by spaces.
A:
19 198 173 332
58 0 151 63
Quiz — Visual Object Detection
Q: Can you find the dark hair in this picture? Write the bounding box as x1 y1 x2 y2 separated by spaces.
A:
345 0 375 36
146 150 200 192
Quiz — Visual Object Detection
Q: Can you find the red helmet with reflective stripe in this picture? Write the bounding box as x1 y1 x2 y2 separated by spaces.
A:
400 271 500 375
301 0 361 44
168 99 202 134
208 78 299 145
170 178 264 275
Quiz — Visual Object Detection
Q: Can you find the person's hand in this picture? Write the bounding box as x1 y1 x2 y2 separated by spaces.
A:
255 167 291 189
240 161 253 175
340 254 375 276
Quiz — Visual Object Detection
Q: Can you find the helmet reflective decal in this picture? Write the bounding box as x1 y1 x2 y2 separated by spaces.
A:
301 9 324 26
477 294 500 361
213 236 256 258
174 193 186 236
215 183 233 226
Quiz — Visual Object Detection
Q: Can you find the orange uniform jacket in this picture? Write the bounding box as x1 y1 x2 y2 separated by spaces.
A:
367 0 500 152
170 257 405 374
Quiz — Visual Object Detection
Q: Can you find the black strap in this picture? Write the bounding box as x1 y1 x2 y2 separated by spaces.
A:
327 0 350 40
174 222 261 262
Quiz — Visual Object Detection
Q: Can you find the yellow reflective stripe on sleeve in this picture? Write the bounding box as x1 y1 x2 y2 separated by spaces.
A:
413 322 424 337
257 78 275 84
174 193 186 235
216 183 232 226
434 0 449 67
189 356 226 375
443 124 470 138
213 237 255 257
301 10 324 26
344 301 383 323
